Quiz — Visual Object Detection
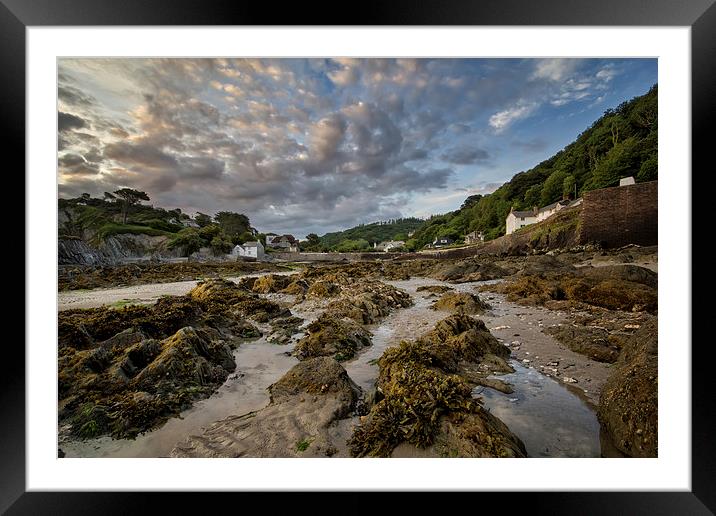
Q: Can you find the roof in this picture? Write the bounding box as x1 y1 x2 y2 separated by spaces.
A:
241 241 261 247
538 199 571 213
510 210 537 218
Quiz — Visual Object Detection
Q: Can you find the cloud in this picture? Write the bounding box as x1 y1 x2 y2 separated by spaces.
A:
58 112 87 132
58 153 100 175
530 59 579 82
489 102 537 132
441 146 490 165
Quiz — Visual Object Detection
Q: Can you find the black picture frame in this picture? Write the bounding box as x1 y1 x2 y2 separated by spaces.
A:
5 0 711 513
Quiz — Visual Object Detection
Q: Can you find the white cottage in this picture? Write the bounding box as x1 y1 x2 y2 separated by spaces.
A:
375 240 405 252
233 240 264 260
505 198 583 235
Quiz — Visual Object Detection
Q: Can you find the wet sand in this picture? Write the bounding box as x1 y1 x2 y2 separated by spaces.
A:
58 271 297 311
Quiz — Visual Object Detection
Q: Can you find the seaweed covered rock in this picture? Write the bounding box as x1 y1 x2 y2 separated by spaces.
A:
294 315 372 361
416 284 454 295
132 327 235 389
324 281 413 324
578 264 657 289
488 272 657 314
432 258 509 283
515 254 577 276
348 315 523 457
171 357 361 458
544 324 621 363
598 318 658 457
431 291 491 315
269 356 360 405
57 278 295 440
59 326 238 439
251 273 294 293
58 260 288 291
306 280 341 298
280 279 310 295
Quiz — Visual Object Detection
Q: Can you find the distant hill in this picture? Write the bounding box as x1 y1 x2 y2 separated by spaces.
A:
318 218 425 251
406 84 658 250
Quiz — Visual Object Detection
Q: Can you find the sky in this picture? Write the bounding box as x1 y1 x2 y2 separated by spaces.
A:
57 58 657 238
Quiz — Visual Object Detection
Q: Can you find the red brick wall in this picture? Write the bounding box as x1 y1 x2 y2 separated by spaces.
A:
580 181 658 248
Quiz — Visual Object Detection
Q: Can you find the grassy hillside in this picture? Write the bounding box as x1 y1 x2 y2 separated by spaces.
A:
407 84 657 250
317 218 425 251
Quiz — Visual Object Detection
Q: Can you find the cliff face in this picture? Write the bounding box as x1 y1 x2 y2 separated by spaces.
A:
59 234 183 265
58 238 110 266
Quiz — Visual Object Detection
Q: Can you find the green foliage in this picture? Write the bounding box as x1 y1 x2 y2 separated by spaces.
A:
95 223 170 241
295 438 311 452
319 218 424 250
562 175 577 200
236 231 255 245
198 224 221 241
210 235 233 255
300 233 324 252
215 211 252 239
334 238 370 252
194 212 212 227
169 228 204 256
540 170 569 206
637 155 658 182
114 188 150 224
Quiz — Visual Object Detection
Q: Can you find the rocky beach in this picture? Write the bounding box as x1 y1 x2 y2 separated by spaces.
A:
58 245 657 458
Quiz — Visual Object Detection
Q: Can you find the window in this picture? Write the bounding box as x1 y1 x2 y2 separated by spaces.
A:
520 217 525 221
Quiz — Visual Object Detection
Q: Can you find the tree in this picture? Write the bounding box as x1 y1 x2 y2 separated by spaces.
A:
113 188 150 224
460 194 483 210
562 175 576 200
168 228 203 256
301 233 323 252
194 212 212 228
540 170 568 206
214 211 252 239
637 156 657 182
524 184 541 208
210 235 233 256
103 192 116 202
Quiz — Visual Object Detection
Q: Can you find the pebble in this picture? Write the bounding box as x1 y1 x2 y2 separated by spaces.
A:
563 377 578 383
522 359 531 364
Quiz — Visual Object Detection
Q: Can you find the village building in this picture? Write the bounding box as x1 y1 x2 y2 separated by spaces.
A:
232 240 264 260
464 231 484 245
374 240 405 252
506 198 584 235
431 236 454 248
265 234 299 253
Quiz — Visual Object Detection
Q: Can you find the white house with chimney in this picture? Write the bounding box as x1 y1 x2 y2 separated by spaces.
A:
506 198 583 235
233 240 264 259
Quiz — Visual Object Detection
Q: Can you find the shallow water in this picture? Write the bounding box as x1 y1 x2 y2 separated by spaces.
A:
343 277 603 458
477 361 601 457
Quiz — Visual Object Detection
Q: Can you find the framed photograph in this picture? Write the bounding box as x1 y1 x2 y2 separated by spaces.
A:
8 0 710 512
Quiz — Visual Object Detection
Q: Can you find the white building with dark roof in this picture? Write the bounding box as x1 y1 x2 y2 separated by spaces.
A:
505 198 583 235
233 240 264 259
